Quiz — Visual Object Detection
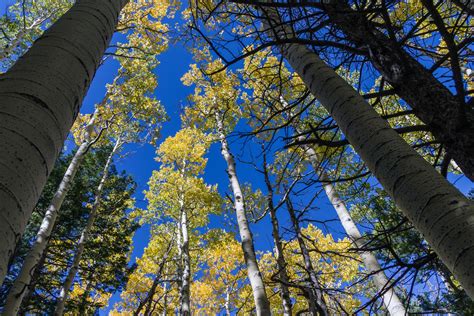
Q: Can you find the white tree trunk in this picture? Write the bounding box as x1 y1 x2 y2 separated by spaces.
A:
303 144 406 316
179 208 191 315
0 0 128 284
176 215 183 315
53 138 121 316
215 111 272 315
2 112 99 315
263 10 474 297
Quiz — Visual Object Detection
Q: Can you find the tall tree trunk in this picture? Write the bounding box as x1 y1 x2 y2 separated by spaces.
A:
215 111 272 315
322 0 474 180
176 217 183 315
0 0 128 284
262 153 292 316
179 209 191 315
285 198 328 315
2 112 98 315
302 142 406 316
54 138 121 316
261 9 474 298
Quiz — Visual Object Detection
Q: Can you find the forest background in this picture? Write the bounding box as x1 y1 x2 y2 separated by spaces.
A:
0 0 472 314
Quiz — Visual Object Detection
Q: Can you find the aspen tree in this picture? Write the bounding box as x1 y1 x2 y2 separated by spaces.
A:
145 128 221 315
182 60 272 315
301 143 406 316
257 7 474 297
4 29 166 311
112 224 178 315
242 52 407 314
0 0 73 70
192 230 248 315
54 137 122 316
0 0 129 284
2 110 102 316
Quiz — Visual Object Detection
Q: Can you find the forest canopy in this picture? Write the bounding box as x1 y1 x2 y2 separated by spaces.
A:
0 0 473 315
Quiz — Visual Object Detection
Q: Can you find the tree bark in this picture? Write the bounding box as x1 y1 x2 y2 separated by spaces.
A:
215 111 272 315
302 142 406 316
322 0 474 180
262 9 474 298
0 0 128 284
179 209 191 316
176 217 183 314
285 198 328 315
2 112 98 315
54 138 121 316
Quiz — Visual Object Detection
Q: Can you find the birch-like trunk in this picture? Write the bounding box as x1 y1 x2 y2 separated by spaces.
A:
302 143 406 316
262 9 474 298
53 138 121 316
176 217 183 315
285 199 328 315
215 111 271 315
2 113 98 315
263 157 292 316
0 0 128 284
179 209 191 315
